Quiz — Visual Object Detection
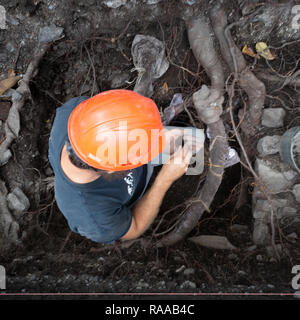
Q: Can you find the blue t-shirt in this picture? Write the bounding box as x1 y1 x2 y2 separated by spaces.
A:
48 97 147 244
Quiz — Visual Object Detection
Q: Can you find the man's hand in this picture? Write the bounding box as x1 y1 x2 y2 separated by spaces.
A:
158 144 193 184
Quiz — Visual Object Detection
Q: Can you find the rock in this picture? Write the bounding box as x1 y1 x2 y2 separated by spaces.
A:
293 184 300 203
180 280 196 289
261 108 286 128
39 25 64 43
288 232 298 239
253 219 270 245
6 187 30 214
182 0 196 4
144 0 162 4
253 199 288 220
237 270 247 277
277 207 298 219
183 268 195 276
103 0 127 8
255 159 297 193
257 135 281 156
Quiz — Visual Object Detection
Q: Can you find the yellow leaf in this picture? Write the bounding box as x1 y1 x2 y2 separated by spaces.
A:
242 45 258 58
255 42 275 60
162 82 168 93
0 75 20 95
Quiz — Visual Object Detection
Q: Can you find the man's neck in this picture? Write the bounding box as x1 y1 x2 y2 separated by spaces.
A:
60 145 101 184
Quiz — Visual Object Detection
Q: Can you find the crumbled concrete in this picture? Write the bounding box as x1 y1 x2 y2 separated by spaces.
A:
253 198 298 221
293 184 300 203
183 268 195 276
253 219 270 245
277 207 298 219
102 0 127 8
7 187 30 214
257 135 281 156
261 108 286 128
145 0 162 4
255 159 297 193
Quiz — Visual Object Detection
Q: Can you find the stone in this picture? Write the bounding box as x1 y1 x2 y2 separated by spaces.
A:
277 207 298 219
293 184 300 203
145 0 161 4
183 268 195 276
261 108 286 128
180 280 196 289
253 199 288 219
257 135 281 156
253 219 270 245
7 187 30 214
182 0 196 4
103 0 127 8
255 159 297 193
39 25 64 43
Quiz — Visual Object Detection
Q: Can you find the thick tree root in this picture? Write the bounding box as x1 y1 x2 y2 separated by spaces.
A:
0 26 63 246
157 16 229 247
210 5 266 136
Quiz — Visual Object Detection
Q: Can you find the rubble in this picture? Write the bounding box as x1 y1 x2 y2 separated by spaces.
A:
7 187 30 215
257 135 281 157
292 184 300 203
255 159 297 193
261 108 286 128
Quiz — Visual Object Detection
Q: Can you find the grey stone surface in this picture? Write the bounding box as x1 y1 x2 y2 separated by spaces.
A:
103 0 127 8
7 187 30 214
253 219 270 245
261 108 286 128
257 135 281 156
277 207 298 219
253 198 298 221
293 184 300 203
183 268 195 276
255 159 297 193
39 25 64 43
145 0 162 4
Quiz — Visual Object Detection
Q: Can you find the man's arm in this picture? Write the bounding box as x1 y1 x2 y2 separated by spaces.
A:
121 145 192 241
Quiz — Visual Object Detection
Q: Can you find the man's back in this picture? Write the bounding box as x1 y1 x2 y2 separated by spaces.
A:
48 97 147 243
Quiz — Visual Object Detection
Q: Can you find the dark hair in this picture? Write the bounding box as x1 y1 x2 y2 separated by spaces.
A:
64 138 132 180
65 138 103 173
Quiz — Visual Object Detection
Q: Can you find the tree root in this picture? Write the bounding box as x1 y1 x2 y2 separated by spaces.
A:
0 26 63 245
157 16 229 247
210 5 266 137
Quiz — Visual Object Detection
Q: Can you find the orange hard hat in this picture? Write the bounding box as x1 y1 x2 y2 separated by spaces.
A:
68 89 165 171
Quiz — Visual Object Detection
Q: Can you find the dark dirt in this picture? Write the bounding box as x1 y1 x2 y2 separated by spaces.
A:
0 0 300 298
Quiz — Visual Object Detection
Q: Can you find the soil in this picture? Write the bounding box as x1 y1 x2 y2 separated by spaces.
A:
0 0 300 299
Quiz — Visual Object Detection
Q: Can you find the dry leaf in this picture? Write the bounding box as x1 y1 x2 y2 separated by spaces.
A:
0 75 20 96
162 81 168 93
188 235 237 250
255 42 275 60
242 45 258 58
